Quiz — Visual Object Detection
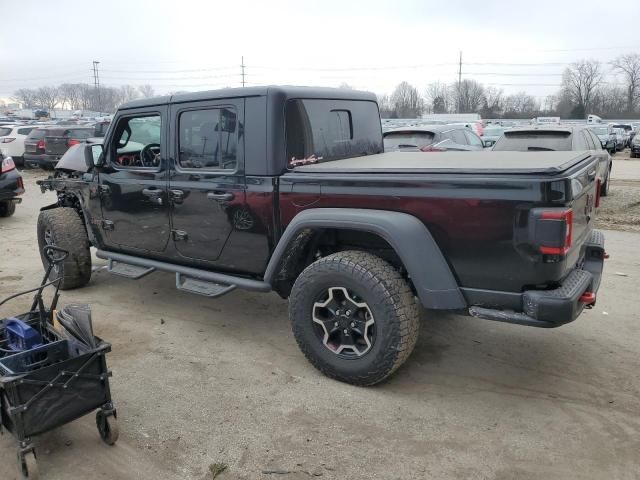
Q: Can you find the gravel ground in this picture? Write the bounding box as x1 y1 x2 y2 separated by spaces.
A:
0 167 639 480
596 149 640 232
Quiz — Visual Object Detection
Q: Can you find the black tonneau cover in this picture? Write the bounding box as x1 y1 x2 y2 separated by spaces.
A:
294 151 593 175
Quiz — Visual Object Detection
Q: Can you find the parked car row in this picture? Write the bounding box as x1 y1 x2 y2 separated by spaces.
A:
1 119 110 169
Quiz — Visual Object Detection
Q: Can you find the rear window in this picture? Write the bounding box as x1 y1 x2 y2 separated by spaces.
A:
68 129 93 139
492 131 572 151
27 129 49 140
591 127 609 135
0 127 11 137
17 127 34 135
384 131 435 151
286 99 382 165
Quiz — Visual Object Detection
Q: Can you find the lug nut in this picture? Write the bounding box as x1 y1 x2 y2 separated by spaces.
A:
335 309 342 315
350 322 355 327
334 321 339 327
343 329 348 334
346 310 352 316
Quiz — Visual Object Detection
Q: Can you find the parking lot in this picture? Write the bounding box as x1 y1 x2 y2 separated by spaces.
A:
0 153 638 480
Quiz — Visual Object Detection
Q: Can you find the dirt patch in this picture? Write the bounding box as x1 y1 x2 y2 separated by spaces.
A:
595 181 640 233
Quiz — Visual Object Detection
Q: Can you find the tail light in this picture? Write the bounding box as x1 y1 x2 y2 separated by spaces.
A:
420 145 447 152
595 179 602 208
16 176 24 194
67 139 81 147
1 157 15 174
37 139 45 150
1 137 15 143
532 208 573 256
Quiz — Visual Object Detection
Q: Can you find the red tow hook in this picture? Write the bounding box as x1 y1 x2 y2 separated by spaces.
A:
604 252 610 259
580 292 596 305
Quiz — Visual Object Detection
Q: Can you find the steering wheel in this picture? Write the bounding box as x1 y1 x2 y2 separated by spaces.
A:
140 143 161 167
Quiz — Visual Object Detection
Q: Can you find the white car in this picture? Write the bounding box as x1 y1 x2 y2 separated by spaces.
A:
0 124 40 166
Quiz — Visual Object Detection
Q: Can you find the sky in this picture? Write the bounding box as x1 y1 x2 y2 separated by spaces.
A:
1 0 639 101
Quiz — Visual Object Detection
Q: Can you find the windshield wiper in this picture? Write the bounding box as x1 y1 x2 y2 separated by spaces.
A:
527 147 555 151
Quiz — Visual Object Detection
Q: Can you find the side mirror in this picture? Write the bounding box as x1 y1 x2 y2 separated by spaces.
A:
84 144 104 169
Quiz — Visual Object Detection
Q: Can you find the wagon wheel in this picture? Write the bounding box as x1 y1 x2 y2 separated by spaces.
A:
96 410 119 445
17 450 39 480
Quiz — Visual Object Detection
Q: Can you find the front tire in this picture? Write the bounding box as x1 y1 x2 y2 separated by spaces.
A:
37 207 92 289
0 200 16 217
289 251 420 386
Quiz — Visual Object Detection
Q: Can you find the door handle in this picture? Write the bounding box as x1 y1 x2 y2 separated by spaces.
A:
169 189 184 204
207 192 234 202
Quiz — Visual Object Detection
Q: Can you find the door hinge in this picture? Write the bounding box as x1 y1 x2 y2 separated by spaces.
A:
101 220 115 231
172 230 188 241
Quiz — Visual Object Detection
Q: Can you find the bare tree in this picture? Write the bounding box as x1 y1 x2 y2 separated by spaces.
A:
119 84 140 104
481 86 504 117
611 53 640 113
78 84 93 111
11 88 38 109
59 83 83 111
35 86 60 115
562 59 603 114
503 91 539 115
138 84 155 99
390 81 423 118
376 94 396 118
451 79 484 113
425 81 450 114
592 85 626 115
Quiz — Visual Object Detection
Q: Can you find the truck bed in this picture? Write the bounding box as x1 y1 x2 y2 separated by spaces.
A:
295 151 593 175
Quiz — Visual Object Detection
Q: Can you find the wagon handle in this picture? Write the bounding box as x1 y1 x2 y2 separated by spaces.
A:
43 245 69 265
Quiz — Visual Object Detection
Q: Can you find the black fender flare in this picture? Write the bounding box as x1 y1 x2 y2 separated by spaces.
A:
39 196 98 246
264 208 466 310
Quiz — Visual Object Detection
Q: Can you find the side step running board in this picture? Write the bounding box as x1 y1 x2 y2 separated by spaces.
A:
176 273 237 298
96 250 271 296
107 259 155 279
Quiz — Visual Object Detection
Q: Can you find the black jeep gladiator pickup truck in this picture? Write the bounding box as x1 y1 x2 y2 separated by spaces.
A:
37 86 606 385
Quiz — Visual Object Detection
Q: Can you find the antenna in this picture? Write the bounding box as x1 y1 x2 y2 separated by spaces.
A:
241 56 246 87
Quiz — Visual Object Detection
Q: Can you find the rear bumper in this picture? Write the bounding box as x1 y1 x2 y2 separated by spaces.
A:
0 169 25 200
24 154 60 168
468 230 605 328
631 144 640 154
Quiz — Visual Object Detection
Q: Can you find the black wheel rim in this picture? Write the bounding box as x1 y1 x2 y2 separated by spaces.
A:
43 228 62 275
312 287 375 358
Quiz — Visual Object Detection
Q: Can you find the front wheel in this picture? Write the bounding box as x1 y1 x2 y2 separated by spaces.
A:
37 207 92 289
289 251 420 386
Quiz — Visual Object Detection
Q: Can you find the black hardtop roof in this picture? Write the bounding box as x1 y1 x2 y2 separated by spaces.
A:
119 85 377 110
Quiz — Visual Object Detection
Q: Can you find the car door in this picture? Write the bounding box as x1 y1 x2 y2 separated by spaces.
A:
584 130 611 183
168 99 246 263
98 107 171 253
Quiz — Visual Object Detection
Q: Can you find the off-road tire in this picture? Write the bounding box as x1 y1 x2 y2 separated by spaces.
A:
0 200 16 217
37 207 92 289
289 250 420 386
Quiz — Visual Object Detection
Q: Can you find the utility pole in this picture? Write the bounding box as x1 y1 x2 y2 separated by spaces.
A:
241 56 246 87
457 51 462 113
92 60 101 113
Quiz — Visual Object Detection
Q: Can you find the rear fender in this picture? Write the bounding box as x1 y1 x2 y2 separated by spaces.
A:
265 208 466 310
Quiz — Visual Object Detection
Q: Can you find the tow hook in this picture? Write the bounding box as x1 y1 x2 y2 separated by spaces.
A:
604 251 610 259
580 291 596 307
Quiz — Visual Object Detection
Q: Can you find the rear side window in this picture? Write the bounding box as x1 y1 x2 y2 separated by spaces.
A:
0 127 11 137
493 131 572 151
178 107 238 170
286 99 382 165
449 129 468 145
464 130 483 147
17 128 33 135
384 131 435 150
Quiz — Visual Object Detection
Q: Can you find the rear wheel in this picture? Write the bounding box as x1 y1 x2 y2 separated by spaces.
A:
37 207 92 289
289 251 420 386
0 200 16 217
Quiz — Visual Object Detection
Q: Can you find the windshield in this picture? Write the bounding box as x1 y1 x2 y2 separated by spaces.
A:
591 127 609 135
483 127 504 137
384 131 435 150
492 131 572 151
